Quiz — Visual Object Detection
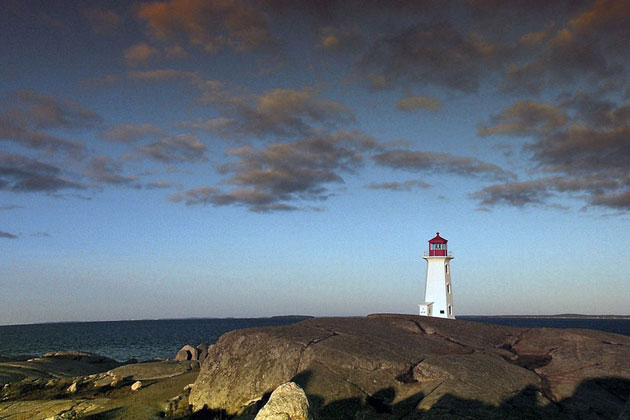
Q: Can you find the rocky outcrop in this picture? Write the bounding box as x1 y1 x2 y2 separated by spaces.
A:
175 344 211 364
190 314 630 419
0 358 200 419
255 382 311 420
0 351 122 385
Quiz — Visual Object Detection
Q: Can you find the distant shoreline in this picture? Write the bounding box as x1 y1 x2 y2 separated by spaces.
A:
3 314 630 327
460 314 630 319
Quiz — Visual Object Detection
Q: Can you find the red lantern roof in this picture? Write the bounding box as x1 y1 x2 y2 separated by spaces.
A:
428 232 447 244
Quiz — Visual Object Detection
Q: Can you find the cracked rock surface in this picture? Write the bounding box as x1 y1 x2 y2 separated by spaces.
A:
190 314 630 419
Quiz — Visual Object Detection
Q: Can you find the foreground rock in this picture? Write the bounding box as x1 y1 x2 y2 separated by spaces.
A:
0 357 200 419
255 382 311 420
190 314 630 419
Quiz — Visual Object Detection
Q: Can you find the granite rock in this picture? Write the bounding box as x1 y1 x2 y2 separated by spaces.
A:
255 382 311 420
190 314 630 419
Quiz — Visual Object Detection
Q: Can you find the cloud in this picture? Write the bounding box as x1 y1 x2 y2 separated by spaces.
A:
529 123 630 176
503 30 613 94
0 152 84 192
86 156 136 185
396 95 441 112
169 186 298 212
358 23 507 92
366 179 431 191
475 94 630 211
471 174 630 211
0 205 24 210
470 179 552 207
557 91 622 127
137 0 273 53
78 74 122 89
171 130 380 211
316 26 363 52
102 123 164 142
31 232 51 238
0 230 18 239
588 191 630 211
6 90 101 130
189 86 354 140
145 181 175 189
0 90 101 156
137 133 207 163
501 0 630 94
373 149 515 181
123 43 159 65
478 100 568 137
84 7 122 34
127 69 201 83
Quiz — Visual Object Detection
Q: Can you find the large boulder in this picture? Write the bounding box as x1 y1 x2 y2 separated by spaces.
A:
190 314 630 419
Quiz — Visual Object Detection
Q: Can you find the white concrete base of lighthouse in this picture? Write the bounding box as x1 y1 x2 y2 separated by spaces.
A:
418 302 433 316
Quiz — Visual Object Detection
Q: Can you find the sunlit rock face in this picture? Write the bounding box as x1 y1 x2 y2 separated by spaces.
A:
190 314 630 419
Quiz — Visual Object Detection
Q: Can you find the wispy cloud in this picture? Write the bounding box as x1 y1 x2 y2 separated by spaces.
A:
188 85 354 141
0 90 101 157
358 23 509 92
478 100 567 137
373 149 515 181
477 92 630 210
170 130 380 211
136 133 207 163
123 43 159 66
137 0 273 53
366 179 431 191
86 156 136 185
0 204 24 211
0 230 18 239
396 95 441 112
0 152 85 192
102 123 164 143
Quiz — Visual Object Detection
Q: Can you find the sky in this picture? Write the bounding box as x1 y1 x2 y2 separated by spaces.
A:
1 0 629 325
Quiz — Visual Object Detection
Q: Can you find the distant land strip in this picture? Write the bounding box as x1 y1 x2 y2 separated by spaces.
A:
460 314 630 319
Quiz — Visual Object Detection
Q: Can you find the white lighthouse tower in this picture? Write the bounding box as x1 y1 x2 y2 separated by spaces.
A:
419 232 455 319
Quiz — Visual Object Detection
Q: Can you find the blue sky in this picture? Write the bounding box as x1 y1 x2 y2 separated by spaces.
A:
1 0 629 324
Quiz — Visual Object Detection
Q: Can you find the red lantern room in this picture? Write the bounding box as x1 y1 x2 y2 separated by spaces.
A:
428 232 448 256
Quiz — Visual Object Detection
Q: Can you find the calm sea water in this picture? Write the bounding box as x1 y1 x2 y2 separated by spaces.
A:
460 316 630 336
0 317 311 362
1 316 628 362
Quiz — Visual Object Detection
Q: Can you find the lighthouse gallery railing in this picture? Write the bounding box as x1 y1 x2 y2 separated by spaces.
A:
423 251 454 257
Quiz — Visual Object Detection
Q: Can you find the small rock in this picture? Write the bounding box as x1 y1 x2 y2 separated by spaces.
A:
196 343 209 363
67 382 78 393
131 380 142 391
255 382 311 420
45 408 78 420
175 345 199 361
183 383 194 392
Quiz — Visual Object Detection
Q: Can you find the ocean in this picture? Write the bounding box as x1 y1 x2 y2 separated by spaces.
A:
1 316 629 362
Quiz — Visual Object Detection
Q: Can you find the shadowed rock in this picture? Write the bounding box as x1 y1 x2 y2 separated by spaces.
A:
190 314 630 419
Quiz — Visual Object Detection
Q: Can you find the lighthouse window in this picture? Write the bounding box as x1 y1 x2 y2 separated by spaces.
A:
445 265 449 274
447 284 451 294
448 305 452 315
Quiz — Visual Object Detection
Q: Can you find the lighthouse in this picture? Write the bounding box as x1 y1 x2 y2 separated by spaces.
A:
419 232 455 319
